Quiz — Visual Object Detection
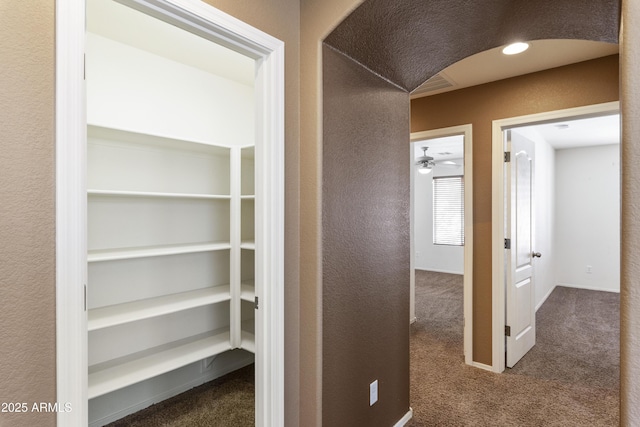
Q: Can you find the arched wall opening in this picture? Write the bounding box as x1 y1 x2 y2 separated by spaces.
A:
318 0 623 425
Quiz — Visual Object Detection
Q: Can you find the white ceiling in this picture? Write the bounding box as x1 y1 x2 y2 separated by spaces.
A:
412 39 620 153
411 39 619 98
86 0 255 87
413 135 464 162
413 113 620 167
516 113 620 150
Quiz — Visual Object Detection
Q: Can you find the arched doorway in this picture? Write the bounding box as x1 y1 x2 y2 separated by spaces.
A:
317 1 622 425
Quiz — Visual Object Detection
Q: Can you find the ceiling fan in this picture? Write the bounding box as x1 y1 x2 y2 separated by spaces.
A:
416 146 461 174
416 146 435 174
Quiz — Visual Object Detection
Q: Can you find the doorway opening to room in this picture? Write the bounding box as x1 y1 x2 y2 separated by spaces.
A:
410 125 473 366
56 0 284 426
492 102 620 374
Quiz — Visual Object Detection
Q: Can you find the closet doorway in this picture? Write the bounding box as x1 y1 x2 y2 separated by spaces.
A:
56 0 284 425
410 124 473 365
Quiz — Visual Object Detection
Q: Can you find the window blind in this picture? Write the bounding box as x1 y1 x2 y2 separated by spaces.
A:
433 176 464 246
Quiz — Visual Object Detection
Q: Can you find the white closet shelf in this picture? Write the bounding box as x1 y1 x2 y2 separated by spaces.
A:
240 281 255 302
88 285 231 331
88 330 231 399
240 195 255 199
240 241 255 250
88 242 231 262
88 123 233 151
88 189 231 200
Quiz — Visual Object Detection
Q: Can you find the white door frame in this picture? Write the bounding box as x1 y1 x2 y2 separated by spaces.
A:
410 124 473 366
55 0 285 425
491 101 619 373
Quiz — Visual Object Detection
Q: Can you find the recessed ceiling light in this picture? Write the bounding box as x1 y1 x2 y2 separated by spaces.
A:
502 42 529 55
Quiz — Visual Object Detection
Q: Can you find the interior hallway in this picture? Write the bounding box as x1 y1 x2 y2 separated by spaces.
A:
408 270 619 426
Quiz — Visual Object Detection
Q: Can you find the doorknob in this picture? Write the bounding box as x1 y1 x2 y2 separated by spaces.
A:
532 252 542 258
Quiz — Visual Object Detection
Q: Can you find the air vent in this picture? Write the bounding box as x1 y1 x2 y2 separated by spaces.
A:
411 73 454 97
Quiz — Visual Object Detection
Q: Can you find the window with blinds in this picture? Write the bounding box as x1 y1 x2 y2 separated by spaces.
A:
433 175 464 246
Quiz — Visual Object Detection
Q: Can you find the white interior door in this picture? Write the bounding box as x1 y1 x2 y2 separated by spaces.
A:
505 130 537 368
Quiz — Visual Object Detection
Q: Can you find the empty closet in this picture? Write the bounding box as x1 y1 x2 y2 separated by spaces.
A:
86 0 257 424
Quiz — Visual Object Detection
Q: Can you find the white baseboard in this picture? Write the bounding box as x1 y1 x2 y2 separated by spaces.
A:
416 268 463 275
89 353 254 427
556 283 620 293
472 361 494 372
536 285 556 312
410 316 417 324
394 407 413 426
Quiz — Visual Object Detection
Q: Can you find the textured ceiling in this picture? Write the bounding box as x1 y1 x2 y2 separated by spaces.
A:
324 0 621 92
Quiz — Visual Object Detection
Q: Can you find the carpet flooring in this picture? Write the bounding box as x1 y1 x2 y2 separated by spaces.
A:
105 365 254 427
106 271 619 426
407 270 619 427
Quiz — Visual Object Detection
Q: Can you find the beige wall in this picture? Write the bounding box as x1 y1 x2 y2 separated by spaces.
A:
0 1 56 426
411 55 619 364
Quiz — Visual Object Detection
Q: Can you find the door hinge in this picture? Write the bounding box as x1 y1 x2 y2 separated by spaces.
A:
504 238 511 249
504 151 511 162
505 325 511 337
255 296 259 310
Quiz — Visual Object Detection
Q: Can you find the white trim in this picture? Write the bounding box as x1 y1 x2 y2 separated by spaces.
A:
535 285 556 312
56 0 88 424
491 101 620 373
472 361 495 372
410 124 473 366
56 1 285 425
416 268 464 275
393 408 414 427
556 283 621 294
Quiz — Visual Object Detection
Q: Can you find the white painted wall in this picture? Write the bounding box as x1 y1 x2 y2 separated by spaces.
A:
87 33 254 146
414 160 464 274
555 144 620 292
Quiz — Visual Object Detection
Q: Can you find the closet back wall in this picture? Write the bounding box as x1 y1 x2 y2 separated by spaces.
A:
86 32 254 143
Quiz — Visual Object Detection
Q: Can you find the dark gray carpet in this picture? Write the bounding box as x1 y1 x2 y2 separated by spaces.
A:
408 270 619 427
106 365 254 426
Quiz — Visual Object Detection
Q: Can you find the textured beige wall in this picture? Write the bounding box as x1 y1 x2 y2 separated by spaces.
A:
322 46 410 426
621 1 640 425
0 1 56 426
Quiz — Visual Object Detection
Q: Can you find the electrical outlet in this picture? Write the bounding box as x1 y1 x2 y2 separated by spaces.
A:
586 265 593 274
370 380 378 406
